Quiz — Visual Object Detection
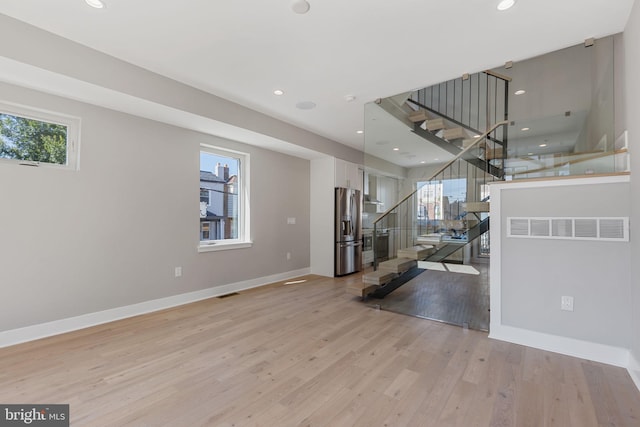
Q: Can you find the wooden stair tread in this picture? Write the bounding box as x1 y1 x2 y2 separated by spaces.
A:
426 118 445 131
442 127 467 141
347 283 380 298
378 257 417 274
397 245 435 260
362 270 396 285
408 110 428 123
464 202 490 212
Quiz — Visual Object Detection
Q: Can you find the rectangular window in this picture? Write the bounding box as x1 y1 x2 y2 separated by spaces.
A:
200 189 210 204
198 144 251 252
0 101 80 170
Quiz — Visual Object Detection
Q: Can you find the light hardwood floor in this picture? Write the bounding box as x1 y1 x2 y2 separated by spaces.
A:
1 274 638 426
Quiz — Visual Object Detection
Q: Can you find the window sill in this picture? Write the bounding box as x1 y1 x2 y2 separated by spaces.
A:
198 240 253 253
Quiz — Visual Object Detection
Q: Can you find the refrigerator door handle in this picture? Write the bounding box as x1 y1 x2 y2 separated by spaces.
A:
340 242 362 248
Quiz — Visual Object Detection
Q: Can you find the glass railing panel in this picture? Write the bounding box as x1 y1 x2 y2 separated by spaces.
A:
489 35 621 178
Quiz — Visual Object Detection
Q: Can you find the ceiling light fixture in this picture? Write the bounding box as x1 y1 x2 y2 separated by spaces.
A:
514 89 526 95
393 148 400 151
85 0 106 8
539 143 547 147
356 130 364 134
497 0 516 11
521 127 530 131
273 89 284 96
291 0 310 14
420 161 426 164
344 95 356 102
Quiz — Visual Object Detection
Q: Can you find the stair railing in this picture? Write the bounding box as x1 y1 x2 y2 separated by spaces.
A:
409 70 511 139
373 120 509 270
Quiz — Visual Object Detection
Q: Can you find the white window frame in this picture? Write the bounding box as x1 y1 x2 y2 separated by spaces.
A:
198 144 252 252
0 101 81 170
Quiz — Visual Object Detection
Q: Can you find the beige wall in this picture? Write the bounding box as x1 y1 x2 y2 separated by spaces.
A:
0 82 311 332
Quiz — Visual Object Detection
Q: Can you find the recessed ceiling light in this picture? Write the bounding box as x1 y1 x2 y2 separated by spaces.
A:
356 130 364 134
295 101 316 110
514 89 526 95
291 0 310 14
420 161 426 164
497 0 516 11
473 135 481 138
393 148 400 151
85 0 105 8
521 127 530 131
273 89 284 96
434 158 439 161
527 153 534 155
344 95 356 102
539 143 547 147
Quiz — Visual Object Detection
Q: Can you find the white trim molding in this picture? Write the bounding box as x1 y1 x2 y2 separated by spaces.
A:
629 353 640 392
0 268 311 348
489 325 630 368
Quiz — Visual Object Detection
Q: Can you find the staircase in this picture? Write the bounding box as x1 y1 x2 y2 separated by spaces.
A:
357 71 510 299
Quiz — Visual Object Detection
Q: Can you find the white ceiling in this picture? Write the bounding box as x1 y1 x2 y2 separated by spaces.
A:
0 0 635 161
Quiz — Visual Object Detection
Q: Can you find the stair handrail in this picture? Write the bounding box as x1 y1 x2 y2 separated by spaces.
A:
373 120 509 226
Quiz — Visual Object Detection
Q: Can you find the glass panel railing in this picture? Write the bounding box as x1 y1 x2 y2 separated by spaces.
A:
504 147 629 180
372 122 507 269
489 35 622 179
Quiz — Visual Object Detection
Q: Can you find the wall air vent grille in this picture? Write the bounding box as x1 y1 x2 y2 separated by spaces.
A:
507 217 629 242
574 219 598 238
530 219 549 236
551 219 573 237
509 219 529 236
600 219 626 239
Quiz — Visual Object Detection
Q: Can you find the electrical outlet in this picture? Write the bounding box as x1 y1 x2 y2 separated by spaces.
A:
286 252 291 260
287 217 296 225
175 266 182 278
561 296 574 311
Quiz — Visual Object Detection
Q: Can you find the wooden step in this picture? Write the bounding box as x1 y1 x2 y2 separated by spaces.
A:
484 146 504 159
346 282 380 299
378 257 417 274
408 110 428 123
397 245 435 260
464 202 490 212
442 127 467 141
362 270 396 286
462 137 481 148
426 118 445 131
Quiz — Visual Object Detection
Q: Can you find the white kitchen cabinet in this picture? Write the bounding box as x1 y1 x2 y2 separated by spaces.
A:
335 158 362 191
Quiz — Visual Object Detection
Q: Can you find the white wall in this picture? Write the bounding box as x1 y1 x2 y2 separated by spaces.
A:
0 14 363 166
490 177 632 366
0 82 310 333
624 0 640 382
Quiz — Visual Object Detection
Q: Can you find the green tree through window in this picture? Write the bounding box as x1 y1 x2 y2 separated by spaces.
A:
0 113 67 165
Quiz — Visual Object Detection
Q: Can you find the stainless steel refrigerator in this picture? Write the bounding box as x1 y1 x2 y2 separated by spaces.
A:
335 187 362 276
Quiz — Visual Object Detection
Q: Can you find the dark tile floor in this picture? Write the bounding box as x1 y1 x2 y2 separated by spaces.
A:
378 262 490 331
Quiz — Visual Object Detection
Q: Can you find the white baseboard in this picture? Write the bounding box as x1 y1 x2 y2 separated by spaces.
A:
629 352 640 392
0 267 311 349
489 325 630 368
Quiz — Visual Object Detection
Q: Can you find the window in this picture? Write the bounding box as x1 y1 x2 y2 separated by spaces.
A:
0 101 80 169
198 144 251 252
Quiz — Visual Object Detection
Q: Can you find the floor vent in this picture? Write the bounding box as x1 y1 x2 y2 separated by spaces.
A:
507 217 629 242
217 292 239 299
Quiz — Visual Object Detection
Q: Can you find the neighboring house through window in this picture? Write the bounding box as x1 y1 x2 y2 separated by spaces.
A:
199 144 251 252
